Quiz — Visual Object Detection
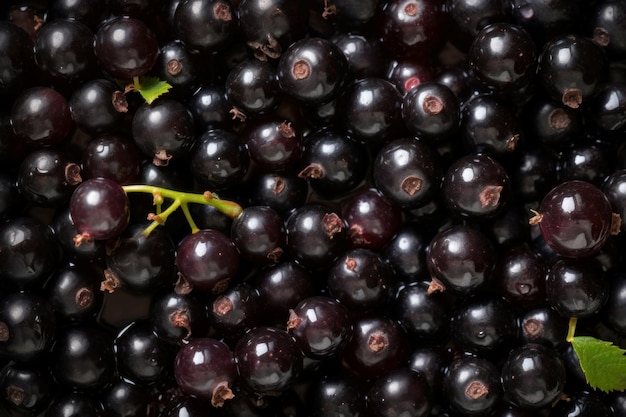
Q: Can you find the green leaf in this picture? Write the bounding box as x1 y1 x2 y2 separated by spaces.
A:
571 335 626 392
135 76 172 104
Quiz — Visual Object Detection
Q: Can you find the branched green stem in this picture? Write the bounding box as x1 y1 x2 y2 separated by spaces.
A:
122 185 243 236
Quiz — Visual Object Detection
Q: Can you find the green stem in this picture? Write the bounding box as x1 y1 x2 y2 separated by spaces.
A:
122 185 243 236
143 199 181 236
181 202 199 234
566 317 578 343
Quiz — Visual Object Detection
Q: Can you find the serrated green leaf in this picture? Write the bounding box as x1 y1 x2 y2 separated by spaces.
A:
571 335 626 393
135 76 172 104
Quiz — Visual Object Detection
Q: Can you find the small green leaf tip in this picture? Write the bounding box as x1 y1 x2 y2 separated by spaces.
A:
571 336 626 392
134 75 172 104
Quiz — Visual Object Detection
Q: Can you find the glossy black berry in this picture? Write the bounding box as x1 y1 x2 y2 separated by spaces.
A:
520 95 582 148
496 244 548 309
11 86 73 148
115 320 174 386
446 0 511 51
591 0 626 60
94 15 159 79
253 260 316 324
174 337 237 406
343 188 404 250
234 326 303 394
17 148 81 208
468 22 537 94
154 40 202 94
0 216 60 289
191 128 249 191
51 325 115 391
340 77 402 144
402 81 460 141
373 137 441 208
551 390 614 417
340 314 409 379
426 225 497 295
546 258 608 318
305 374 366 417
174 0 237 51
462 94 521 155
382 224 430 282
327 248 394 310
81 134 142 185
330 33 386 79
531 180 617 258
443 356 502 416
538 34 608 109
298 128 368 198
287 296 352 359
0 360 56 415
231 205 286 265
44 263 103 323
0 21 36 97
176 228 240 293
394 281 449 341
132 98 196 165
442 153 512 220
510 0 584 43
0 292 56 362
69 79 127 136
379 0 447 58
557 142 614 186
277 37 347 105
34 18 97 85
519 307 569 350
238 0 308 60
150 290 211 345
451 295 518 356
106 223 177 294
367 368 432 417
247 171 309 215
210 283 261 342
225 59 280 117
243 119 302 173
285 204 347 270
501 343 566 409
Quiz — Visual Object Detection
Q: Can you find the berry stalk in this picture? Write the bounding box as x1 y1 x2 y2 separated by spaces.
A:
122 185 243 235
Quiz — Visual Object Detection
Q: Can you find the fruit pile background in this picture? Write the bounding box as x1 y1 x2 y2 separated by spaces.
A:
1 0 626 416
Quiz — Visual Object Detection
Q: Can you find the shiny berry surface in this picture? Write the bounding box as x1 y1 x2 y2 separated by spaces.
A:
174 337 237 406
10 87 73 147
367 368 432 417
538 34 607 109
468 22 537 94
443 356 502 416
176 229 239 293
94 16 159 79
277 37 347 105
442 153 511 220
234 326 303 394
532 180 616 257
287 296 352 359
501 343 566 409
340 314 409 379
427 225 496 295
69 177 130 241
